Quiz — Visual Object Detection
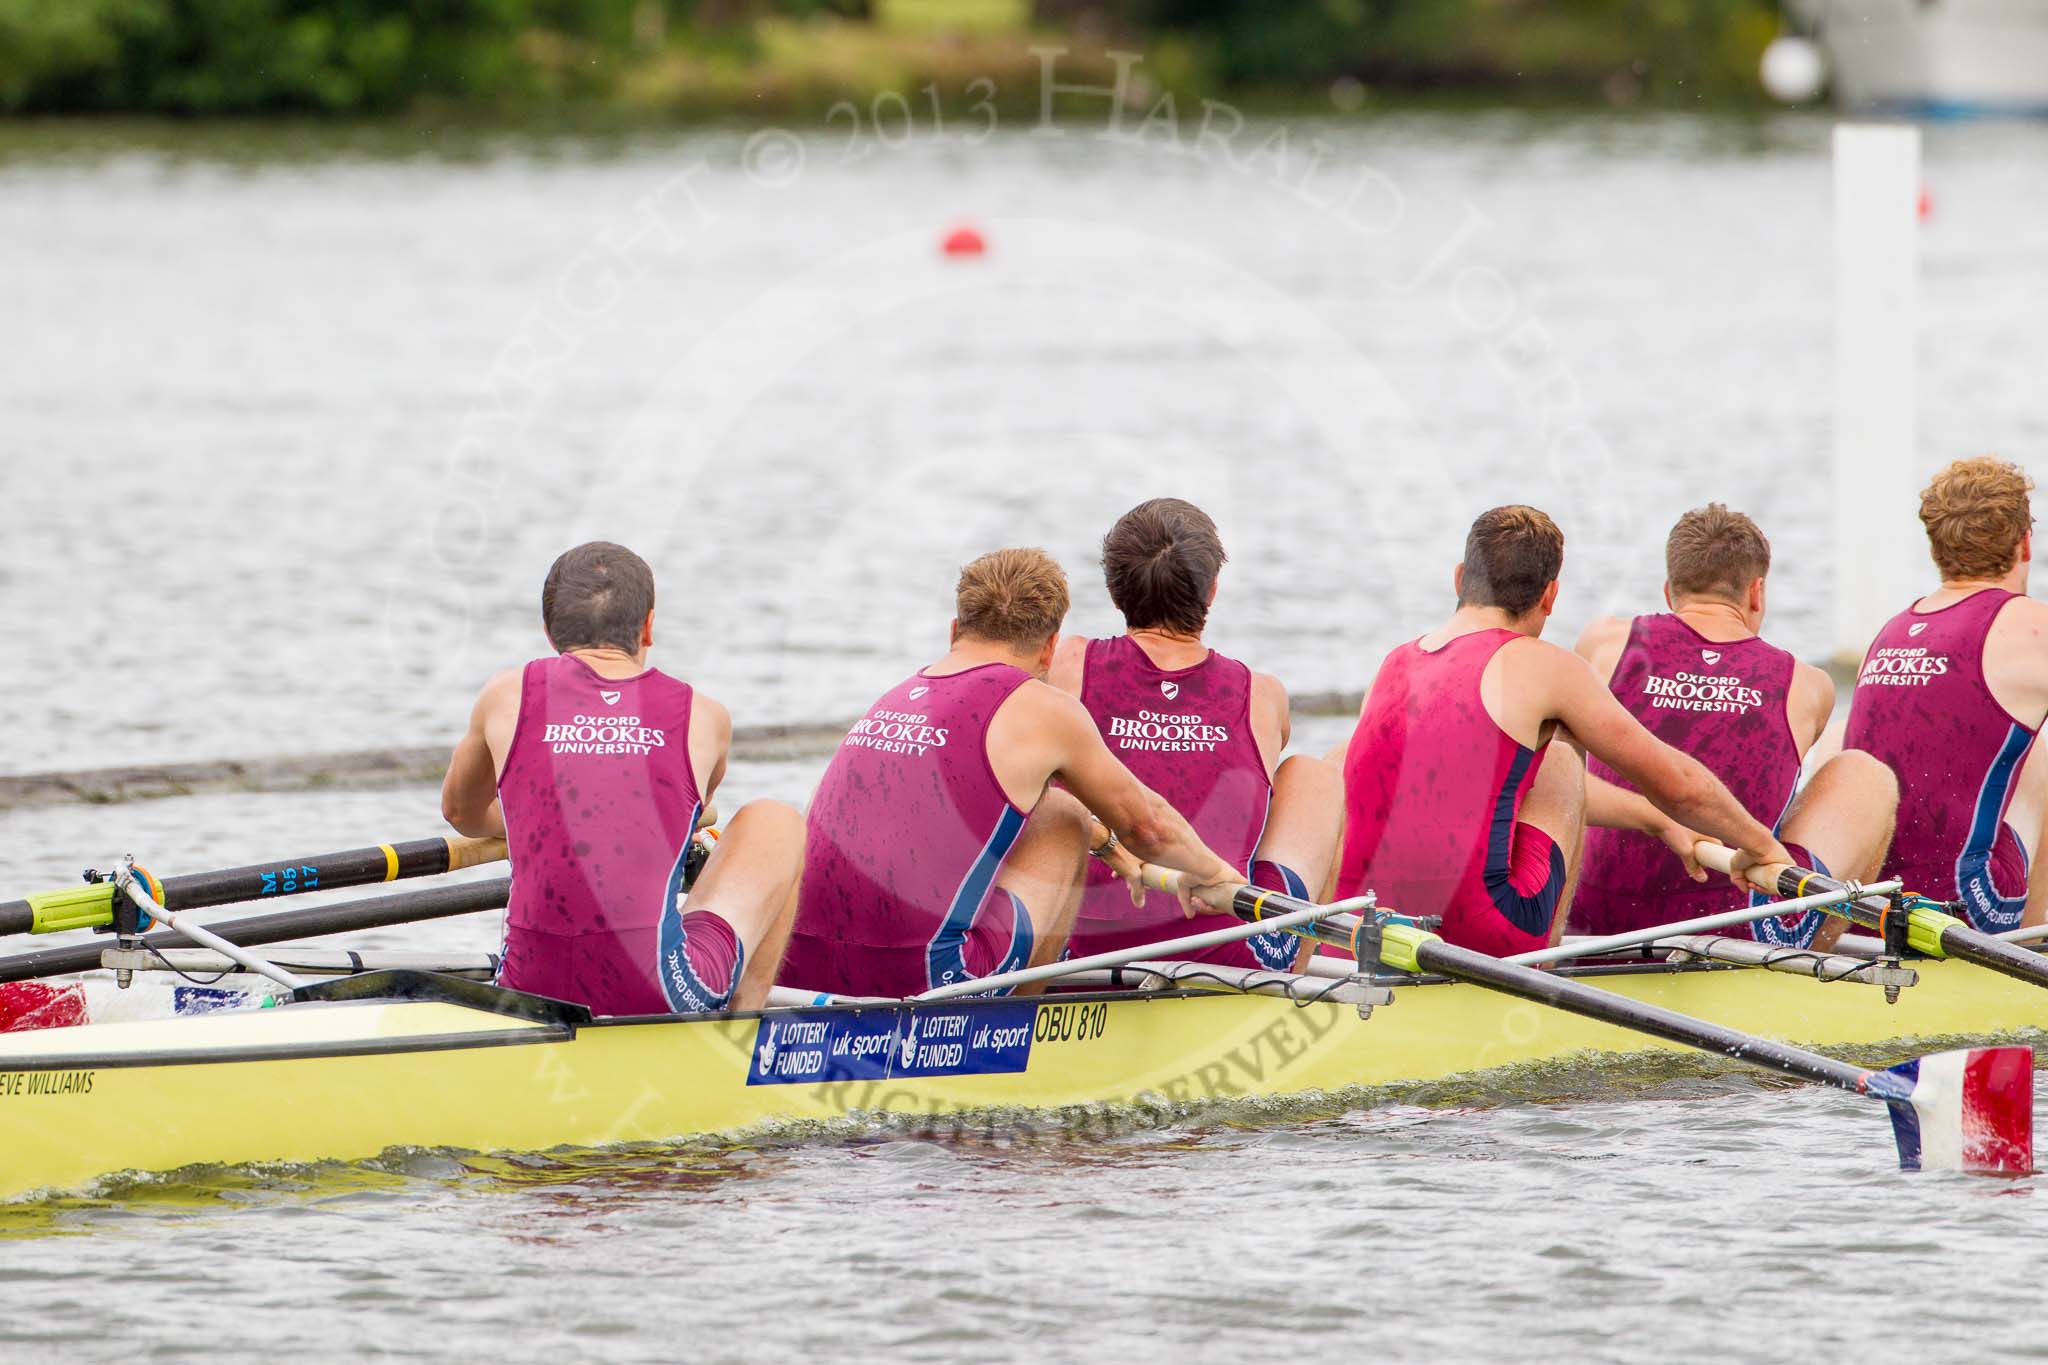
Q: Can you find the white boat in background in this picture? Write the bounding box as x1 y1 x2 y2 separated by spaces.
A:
1788 0 2048 114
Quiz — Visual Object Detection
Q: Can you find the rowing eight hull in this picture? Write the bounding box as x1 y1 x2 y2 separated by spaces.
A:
0 960 2044 1199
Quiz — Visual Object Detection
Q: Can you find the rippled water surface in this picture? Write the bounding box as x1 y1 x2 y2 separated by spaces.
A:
6 111 2048 1361
1 773 2046 1362
3 1076 2047 1363
5 113 2047 773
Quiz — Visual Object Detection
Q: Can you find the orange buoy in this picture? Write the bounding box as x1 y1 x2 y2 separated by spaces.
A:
941 224 986 257
1918 187 1934 221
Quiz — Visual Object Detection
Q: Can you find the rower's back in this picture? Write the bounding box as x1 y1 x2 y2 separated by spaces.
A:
496 653 704 1013
781 548 1080 999
1045 499 1302 968
1336 626 1566 951
1068 634 1289 964
1846 589 2043 930
783 661 1035 995
1844 459 2048 932
1571 506 1818 945
1574 617 1804 935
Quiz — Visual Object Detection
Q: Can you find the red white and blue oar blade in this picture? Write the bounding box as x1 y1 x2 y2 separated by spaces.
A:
1881 1046 2034 1174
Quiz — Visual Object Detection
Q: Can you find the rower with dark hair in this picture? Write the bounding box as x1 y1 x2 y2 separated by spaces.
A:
1047 498 1342 970
441 540 805 1015
1570 505 1897 949
1334 506 1795 955
779 546 1247 999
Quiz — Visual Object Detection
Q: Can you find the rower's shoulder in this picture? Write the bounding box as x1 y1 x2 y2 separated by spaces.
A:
690 690 733 738
1046 635 1090 696
1992 592 2048 637
1789 658 1837 712
1497 631 1588 672
1572 614 1633 661
475 665 524 710
1248 667 1288 709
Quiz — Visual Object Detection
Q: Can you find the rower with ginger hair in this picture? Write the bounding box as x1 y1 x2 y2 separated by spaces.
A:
1844 457 2048 932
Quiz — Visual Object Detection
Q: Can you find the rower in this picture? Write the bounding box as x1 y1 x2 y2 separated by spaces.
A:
1843 457 2048 933
1568 505 1898 950
777 547 1247 998
1333 505 1793 956
441 541 803 1015
1046 498 1342 970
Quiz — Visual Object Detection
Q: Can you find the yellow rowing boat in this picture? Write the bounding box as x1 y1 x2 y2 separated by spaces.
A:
0 957 2041 1201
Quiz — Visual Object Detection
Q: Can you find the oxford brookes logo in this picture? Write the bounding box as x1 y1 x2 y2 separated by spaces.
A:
1700 650 1721 667
1160 680 1180 700
599 689 622 705
1909 623 1930 638
909 685 930 700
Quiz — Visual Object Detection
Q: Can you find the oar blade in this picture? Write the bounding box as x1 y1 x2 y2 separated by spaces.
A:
1884 1046 2034 1175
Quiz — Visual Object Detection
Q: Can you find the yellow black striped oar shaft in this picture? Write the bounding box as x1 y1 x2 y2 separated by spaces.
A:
0 835 506 938
0 877 511 984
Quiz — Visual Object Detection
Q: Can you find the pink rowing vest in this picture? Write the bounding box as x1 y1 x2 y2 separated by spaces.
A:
1068 636 1289 967
495 654 701 1014
782 662 1034 992
1335 630 1559 947
1845 588 2041 931
1572 615 1808 943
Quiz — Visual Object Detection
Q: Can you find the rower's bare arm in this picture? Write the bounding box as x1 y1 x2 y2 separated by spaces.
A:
688 693 734 802
1583 772 1710 882
1788 663 1837 754
1249 670 1289 775
1984 595 2048 726
1006 685 1240 894
1548 648 1785 866
1573 615 1631 685
441 669 520 839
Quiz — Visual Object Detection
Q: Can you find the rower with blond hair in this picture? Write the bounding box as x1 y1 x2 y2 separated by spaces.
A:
1845 457 2048 932
779 547 1246 999
1570 505 1897 949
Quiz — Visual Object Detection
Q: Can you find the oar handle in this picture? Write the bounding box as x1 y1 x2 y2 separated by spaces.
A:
1084 821 1244 914
1135 864 1247 915
448 836 509 871
1691 841 1791 894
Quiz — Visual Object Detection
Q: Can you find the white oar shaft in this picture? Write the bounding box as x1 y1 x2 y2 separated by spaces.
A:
1503 879 1901 967
912 898 1369 1001
118 875 308 991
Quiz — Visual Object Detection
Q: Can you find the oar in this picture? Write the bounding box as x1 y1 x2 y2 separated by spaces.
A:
0 877 510 984
1695 844 2048 992
1142 866 2033 1174
0 834 506 938
1502 877 1902 967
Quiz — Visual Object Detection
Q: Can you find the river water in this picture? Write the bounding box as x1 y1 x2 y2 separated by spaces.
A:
4 109 2048 1360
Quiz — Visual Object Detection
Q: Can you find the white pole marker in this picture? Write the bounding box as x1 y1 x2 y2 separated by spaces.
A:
1833 122 1922 670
